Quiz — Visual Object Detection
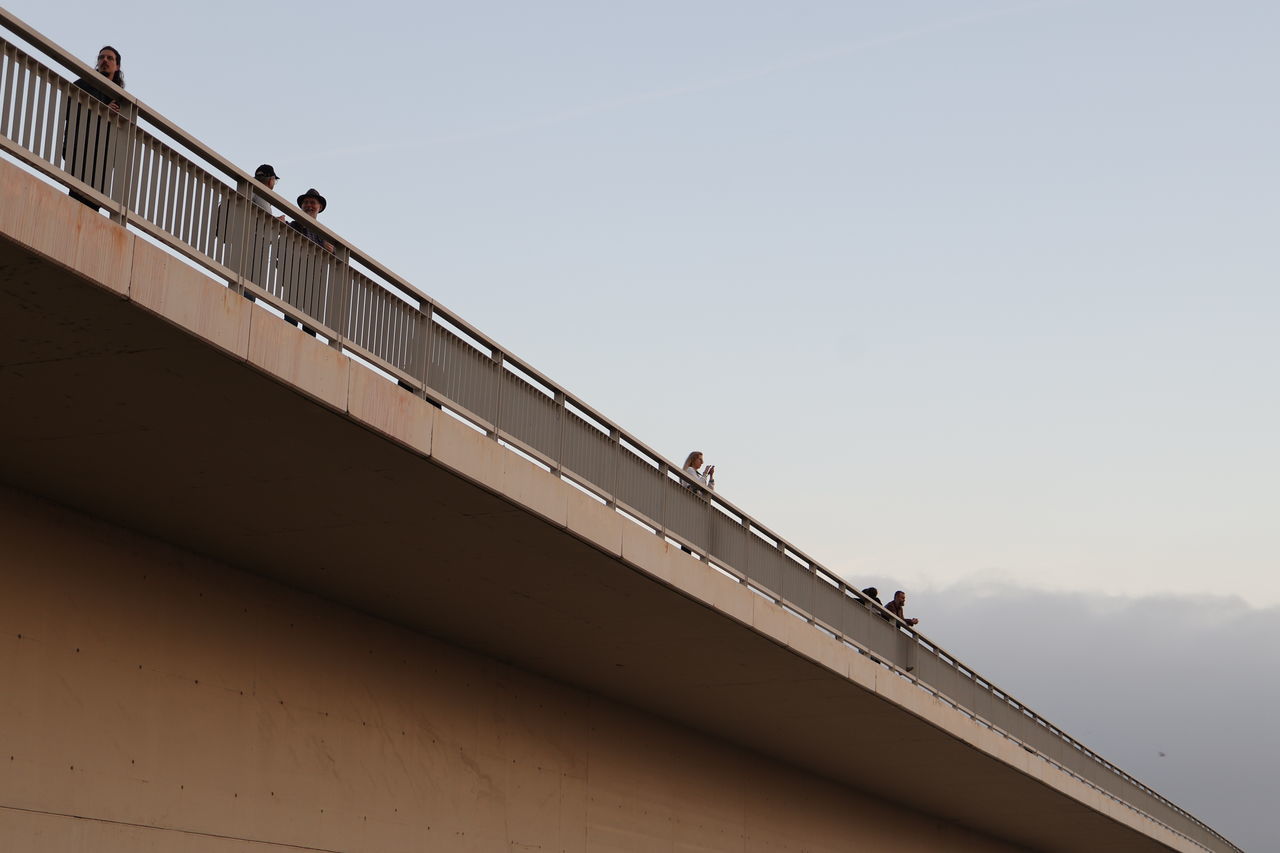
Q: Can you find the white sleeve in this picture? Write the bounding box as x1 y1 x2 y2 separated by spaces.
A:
684 466 709 486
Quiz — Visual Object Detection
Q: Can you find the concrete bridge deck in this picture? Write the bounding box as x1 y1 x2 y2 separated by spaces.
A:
0 156 1237 851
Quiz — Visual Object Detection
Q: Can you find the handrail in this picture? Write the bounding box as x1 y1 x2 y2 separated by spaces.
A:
0 10 1241 853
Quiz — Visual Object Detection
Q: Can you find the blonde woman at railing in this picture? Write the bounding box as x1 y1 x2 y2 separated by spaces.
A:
682 451 716 494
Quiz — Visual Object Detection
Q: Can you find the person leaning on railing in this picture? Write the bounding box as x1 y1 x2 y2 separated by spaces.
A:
862 587 897 625
63 45 124 211
885 590 920 627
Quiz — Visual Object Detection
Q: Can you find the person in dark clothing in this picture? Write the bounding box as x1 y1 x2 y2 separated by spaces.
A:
65 45 125 210
289 188 335 252
885 590 919 627
863 586 895 625
281 188 336 336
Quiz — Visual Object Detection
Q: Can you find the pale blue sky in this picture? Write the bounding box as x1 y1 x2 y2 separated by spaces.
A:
20 0 1279 604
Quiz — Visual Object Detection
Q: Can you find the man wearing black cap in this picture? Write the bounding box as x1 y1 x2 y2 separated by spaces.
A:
290 188 335 253
251 164 281 214
229 162 286 294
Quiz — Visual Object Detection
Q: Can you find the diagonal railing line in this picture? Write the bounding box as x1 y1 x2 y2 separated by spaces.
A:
0 9 1241 853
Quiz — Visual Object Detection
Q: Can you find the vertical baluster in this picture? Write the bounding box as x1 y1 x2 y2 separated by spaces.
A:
345 272 360 346
263 216 281 299
192 172 208 255
109 99 134 221
394 294 407 371
291 237 307 317
166 156 181 233
40 67 58 162
392 293 404 368
374 283 388 357
420 304 439 395
203 179 219 262
171 159 186 240
179 161 195 245
227 178 252 288
20 57 36 149
32 61 48 156
19 56 36 150
297 241 313 321
279 228 297 310
5 53 23 142
68 89 91 185
139 137 153 220
167 152 181 232
328 247 351 348
160 150 175 231
145 139 160 221
350 275 366 348
18 56 31 143
0 45 13 137
317 248 332 335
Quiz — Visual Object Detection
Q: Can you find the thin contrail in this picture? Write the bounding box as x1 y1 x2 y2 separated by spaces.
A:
301 0 1078 161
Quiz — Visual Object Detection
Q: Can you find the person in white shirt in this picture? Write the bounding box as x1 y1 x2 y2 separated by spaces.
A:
682 451 715 492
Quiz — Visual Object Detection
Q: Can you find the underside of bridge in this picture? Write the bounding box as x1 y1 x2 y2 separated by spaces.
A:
0 159 1206 851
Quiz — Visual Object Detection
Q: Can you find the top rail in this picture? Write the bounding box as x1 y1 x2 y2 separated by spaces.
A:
0 9 1241 853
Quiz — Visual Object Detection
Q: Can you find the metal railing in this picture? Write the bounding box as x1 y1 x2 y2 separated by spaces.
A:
0 10 1239 853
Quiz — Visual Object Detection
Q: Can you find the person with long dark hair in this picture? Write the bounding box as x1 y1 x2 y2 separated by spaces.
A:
64 45 125 210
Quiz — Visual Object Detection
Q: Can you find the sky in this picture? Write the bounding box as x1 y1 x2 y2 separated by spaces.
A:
15 0 1276 605
926 585 1278 852
8 0 1277 846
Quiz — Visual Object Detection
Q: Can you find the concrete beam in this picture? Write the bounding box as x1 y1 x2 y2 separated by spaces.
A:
0 158 1219 852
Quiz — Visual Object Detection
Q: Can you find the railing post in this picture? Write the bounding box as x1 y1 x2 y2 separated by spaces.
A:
552 391 566 478
657 462 669 539
414 302 436 401
328 245 351 351
487 350 504 439
835 581 849 637
606 427 621 509
108 98 137 227
224 177 253 295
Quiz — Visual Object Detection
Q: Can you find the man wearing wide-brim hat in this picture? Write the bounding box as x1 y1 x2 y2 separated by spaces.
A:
290 187 334 252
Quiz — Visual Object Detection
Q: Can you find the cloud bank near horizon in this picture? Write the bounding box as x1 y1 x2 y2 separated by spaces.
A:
901 584 1277 852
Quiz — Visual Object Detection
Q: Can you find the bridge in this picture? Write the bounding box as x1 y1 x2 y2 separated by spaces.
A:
0 11 1244 852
